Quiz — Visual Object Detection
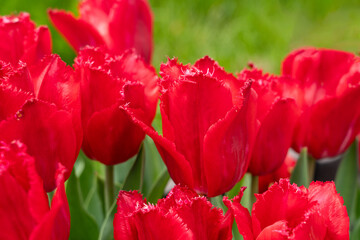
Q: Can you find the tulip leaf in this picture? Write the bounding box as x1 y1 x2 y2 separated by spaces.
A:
335 140 358 222
78 152 96 201
147 167 170 203
122 145 145 191
232 221 243 240
227 178 245 199
66 171 99 240
98 199 117 240
142 136 167 196
290 148 310 187
351 219 360 240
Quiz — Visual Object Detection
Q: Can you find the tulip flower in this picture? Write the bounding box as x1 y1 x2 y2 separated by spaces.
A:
238 68 300 176
0 13 51 67
74 47 158 165
226 178 349 239
129 56 257 197
49 0 153 63
281 48 360 159
0 140 70 240
114 185 233 240
0 54 81 192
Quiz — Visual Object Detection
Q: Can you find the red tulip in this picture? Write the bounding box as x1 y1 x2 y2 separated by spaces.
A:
226 179 349 239
258 153 296 193
0 54 81 192
114 185 233 240
0 140 70 240
281 48 360 159
74 47 158 165
49 0 153 63
0 13 51 67
129 56 257 197
238 68 300 175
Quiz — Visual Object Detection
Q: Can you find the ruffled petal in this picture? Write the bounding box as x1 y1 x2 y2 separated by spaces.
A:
0 82 32 121
114 191 192 240
308 181 349 239
251 179 314 238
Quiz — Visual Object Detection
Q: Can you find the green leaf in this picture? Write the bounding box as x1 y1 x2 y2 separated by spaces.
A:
290 148 310 187
210 195 226 212
146 168 170 203
142 136 166 196
66 171 99 240
98 199 117 240
226 179 244 199
238 173 252 211
122 145 145 191
232 221 243 240
351 219 360 240
335 140 358 223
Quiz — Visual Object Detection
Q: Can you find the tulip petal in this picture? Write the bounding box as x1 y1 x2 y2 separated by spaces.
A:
293 86 360 159
125 110 194 189
203 84 257 197
0 100 77 192
223 187 253 240
251 179 314 238
0 13 51 66
114 190 192 240
161 74 234 194
194 56 243 106
85 103 145 165
30 174 70 240
0 83 32 121
109 50 159 121
107 0 153 63
48 9 105 52
248 98 299 175
282 48 355 106
308 181 349 239
256 220 289 240
0 142 37 240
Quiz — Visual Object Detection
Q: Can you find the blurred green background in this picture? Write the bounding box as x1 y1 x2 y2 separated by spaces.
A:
2 0 360 74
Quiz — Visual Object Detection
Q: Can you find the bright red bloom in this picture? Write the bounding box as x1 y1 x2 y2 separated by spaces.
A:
238 68 300 176
114 185 233 240
0 55 81 192
49 0 153 63
227 179 349 239
74 47 158 165
130 56 257 197
281 48 360 159
258 153 296 193
0 140 70 240
0 13 51 67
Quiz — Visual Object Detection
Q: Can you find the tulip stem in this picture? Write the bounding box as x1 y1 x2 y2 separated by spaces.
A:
105 165 114 211
250 175 258 208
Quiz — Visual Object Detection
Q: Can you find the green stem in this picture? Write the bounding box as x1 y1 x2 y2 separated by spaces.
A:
105 165 114 211
250 175 258 210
